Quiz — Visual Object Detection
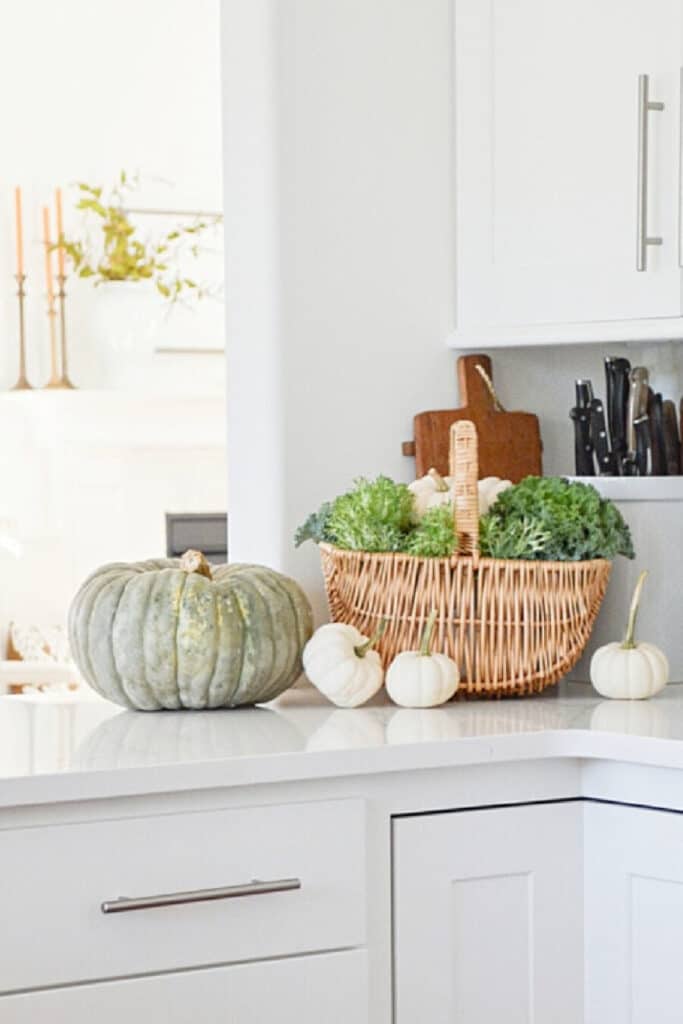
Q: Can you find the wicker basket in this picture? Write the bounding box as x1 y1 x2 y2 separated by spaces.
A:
319 420 611 698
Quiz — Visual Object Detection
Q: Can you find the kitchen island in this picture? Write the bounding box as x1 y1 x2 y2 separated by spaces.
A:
2 682 682 1023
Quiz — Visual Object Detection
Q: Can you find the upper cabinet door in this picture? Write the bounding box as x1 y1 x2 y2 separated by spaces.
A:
454 0 683 337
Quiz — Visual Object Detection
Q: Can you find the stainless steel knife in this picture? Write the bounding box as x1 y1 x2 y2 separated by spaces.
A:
626 367 650 456
634 414 651 476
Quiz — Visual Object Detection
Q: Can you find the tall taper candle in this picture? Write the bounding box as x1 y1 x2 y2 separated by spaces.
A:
55 187 65 275
14 187 24 276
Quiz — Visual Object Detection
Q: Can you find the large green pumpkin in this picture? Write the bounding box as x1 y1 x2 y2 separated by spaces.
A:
68 550 313 710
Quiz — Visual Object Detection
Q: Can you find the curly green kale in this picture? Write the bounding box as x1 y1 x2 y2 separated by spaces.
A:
405 504 457 557
294 477 415 552
326 476 414 552
480 476 634 561
479 514 551 560
294 502 333 547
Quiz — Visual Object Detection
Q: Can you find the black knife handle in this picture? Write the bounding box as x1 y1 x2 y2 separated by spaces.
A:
575 379 594 409
605 358 617 450
589 398 618 475
570 407 595 476
609 358 630 459
663 399 681 475
621 454 637 476
649 392 668 476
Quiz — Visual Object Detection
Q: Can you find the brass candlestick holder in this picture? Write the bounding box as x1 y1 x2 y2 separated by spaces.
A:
51 273 76 389
44 291 68 389
11 274 33 390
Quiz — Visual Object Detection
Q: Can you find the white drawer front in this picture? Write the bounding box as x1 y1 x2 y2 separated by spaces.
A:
1 949 368 1024
0 799 365 992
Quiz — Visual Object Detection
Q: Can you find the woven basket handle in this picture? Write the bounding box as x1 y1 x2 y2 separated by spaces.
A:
450 420 479 556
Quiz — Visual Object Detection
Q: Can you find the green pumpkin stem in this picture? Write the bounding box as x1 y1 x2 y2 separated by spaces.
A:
622 570 648 650
354 620 387 658
180 549 213 580
428 468 449 493
419 610 438 656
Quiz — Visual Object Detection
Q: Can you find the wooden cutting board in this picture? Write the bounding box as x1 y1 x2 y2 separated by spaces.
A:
402 354 543 481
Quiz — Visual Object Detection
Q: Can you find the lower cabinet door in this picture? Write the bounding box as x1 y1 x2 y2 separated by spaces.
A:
1 949 367 1024
393 802 583 1024
585 801 683 1024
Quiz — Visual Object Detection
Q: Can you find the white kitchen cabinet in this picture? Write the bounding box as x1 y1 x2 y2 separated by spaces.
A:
0 798 365 992
585 801 683 1024
452 0 683 346
8 689 683 1023
2 950 368 1024
393 802 584 1024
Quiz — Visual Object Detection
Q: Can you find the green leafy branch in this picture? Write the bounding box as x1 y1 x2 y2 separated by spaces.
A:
54 171 221 302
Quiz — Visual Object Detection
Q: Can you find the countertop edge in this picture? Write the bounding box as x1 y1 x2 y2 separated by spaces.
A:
2 727 683 812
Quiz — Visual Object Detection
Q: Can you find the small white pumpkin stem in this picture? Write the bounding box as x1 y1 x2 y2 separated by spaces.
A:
180 549 213 580
419 610 438 656
354 620 388 658
622 570 648 650
427 468 449 493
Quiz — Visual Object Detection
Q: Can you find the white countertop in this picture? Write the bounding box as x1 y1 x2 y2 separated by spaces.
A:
2 682 683 809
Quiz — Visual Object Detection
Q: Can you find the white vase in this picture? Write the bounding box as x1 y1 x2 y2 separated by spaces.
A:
87 281 162 389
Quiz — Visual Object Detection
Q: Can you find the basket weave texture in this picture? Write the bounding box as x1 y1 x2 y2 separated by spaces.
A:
319 421 611 698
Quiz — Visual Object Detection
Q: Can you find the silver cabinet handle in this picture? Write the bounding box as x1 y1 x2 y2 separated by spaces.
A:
101 877 301 915
637 73 665 271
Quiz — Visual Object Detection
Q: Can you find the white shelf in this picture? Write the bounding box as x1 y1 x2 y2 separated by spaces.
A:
0 391 226 450
447 318 683 350
569 475 683 502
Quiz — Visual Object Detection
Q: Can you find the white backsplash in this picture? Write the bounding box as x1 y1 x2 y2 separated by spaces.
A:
486 340 683 477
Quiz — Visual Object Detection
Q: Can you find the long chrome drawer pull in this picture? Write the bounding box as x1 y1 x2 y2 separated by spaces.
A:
101 877 301 915
637 73 665 271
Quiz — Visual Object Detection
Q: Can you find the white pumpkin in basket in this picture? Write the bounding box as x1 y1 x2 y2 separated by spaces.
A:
386 612 459 708
409 470 511 519
478 476 513 514
590 571 668 700
303 622 386 708
409 469 453 518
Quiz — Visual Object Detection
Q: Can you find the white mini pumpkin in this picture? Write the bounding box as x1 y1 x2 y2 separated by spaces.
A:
590 570 669 700
386 611 459 708
478 476 513 515
409 470 512 519
409 469 453 518
303 622 386 708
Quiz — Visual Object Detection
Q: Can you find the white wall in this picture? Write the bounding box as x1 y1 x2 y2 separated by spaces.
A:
0 0 226 640
221 0 680 663
223 0 457 617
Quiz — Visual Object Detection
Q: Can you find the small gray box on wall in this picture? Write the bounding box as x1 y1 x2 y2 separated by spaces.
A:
165 513 227 564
